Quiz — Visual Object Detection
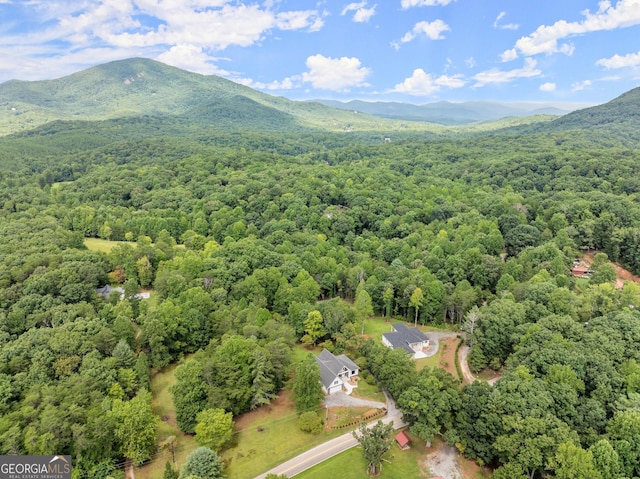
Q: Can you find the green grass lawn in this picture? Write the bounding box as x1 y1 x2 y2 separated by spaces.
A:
352 377 385 403
296 441 426 479
362 316 394 341
364 316 457 341
292 344 321 364
365 317 453 373
415 353 440 371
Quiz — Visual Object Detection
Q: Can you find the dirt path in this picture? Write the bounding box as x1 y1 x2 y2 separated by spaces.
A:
437 336 461 379
458 345 475 385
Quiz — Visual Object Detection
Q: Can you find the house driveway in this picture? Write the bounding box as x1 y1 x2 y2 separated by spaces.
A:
323 391 386 409
423 331 459 358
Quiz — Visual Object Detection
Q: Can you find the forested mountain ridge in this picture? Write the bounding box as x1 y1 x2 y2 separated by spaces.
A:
552 86 640 129
517 85 640 146
0 57 444 136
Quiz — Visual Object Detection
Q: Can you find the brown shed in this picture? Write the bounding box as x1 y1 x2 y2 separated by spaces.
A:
395 431 411 449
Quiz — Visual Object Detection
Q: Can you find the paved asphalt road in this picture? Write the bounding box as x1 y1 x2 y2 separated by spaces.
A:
255 391 405 479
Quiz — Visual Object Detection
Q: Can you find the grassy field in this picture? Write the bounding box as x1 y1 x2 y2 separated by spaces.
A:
84 237 136 253
84 237 185 253
136 360 198 479
351 376 385 403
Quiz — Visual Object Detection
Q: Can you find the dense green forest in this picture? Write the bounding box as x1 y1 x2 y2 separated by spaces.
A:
1 59 640 479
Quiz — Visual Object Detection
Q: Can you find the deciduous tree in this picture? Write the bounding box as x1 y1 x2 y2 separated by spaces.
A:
352 420 394 476
195 408 234 452
292 353 323 414
109 389 158 466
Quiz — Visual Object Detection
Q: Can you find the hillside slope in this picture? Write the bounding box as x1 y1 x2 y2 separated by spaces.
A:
542 86 640 145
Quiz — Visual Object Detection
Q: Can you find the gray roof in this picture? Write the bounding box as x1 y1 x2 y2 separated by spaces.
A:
383 322 428 354
96 285 124 299
315 349 358 389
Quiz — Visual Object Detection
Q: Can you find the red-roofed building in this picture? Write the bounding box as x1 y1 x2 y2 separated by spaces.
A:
571 266 592 277
395 431 411 450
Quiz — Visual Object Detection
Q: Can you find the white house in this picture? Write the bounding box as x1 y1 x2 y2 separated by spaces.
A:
315 349 359 395
382 322 430 358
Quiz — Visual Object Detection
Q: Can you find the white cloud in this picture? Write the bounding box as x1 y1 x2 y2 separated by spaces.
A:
572 79 592 91
1 1 324 81
465 57 476 68
276 10 324 31
512 0 640 57
500 48 518 62
301 54 371 91
597 50 640 68
157 44 229 76
353 6 376 22
239 75 300 90
494 12 519 30
539 82 556 92
54 1 324 54
341 2 376 22
473 58 541 87
393 68 465 96
401 19 449 43
401 0 455 8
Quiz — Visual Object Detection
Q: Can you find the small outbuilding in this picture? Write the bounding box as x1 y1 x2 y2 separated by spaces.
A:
571 266 592 277
395 431 412 450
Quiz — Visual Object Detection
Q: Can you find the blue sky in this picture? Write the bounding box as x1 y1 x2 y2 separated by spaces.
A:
1 0 640 104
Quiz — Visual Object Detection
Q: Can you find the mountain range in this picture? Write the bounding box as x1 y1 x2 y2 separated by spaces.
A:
311 99 591 126
0 57 639 144
0 58 441 137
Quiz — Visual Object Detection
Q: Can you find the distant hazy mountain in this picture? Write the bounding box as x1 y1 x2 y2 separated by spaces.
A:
312 99 591 125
